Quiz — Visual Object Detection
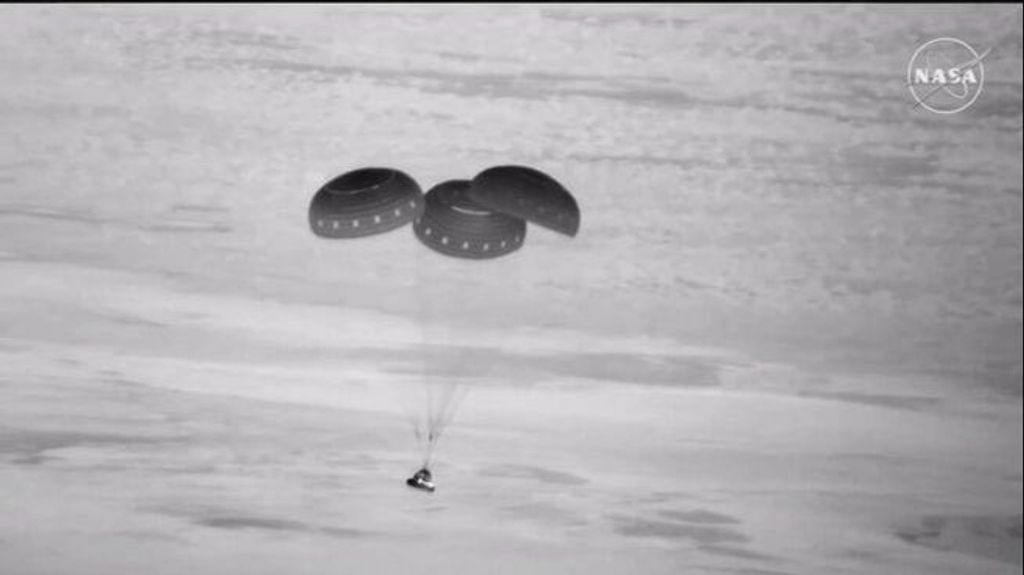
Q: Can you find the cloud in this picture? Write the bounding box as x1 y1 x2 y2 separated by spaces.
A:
478 464 589 486
658 509 741 525
609 515 749 544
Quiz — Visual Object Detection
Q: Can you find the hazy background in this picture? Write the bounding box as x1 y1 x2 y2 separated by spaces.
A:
1 4 1021 575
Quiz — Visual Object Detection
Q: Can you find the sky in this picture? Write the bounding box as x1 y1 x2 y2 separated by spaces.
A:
0 4 1021 575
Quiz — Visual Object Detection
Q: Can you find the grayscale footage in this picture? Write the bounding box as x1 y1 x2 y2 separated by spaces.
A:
1 5 1021 575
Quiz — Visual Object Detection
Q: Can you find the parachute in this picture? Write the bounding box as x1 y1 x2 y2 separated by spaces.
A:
466 165 580 237
308 167 424 239
307 165 580 485
413 180 527 260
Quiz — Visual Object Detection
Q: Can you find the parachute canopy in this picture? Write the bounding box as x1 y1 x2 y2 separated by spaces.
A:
467 165 580 237
413 180 527 260
308 167 424 239
307 165 580 253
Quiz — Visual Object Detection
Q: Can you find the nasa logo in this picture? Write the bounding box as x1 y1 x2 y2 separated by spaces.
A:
907 37 986 114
